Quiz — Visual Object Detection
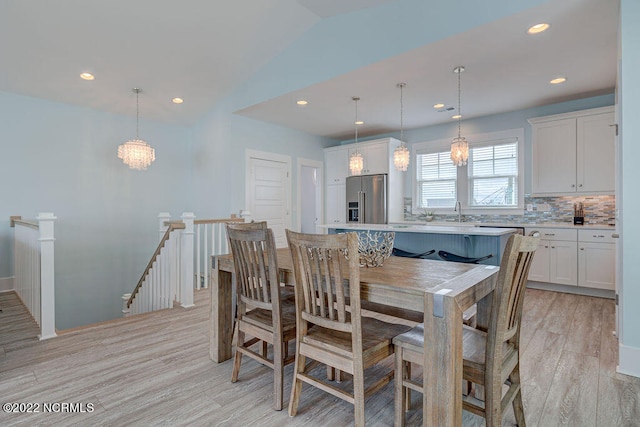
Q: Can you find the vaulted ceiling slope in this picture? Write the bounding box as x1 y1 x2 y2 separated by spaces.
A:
0 0 617 138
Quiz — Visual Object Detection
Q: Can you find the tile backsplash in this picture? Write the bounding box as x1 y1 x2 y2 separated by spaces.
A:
404 195 616 225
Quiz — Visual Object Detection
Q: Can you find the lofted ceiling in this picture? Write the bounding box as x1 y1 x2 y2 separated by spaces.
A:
0 0 618 139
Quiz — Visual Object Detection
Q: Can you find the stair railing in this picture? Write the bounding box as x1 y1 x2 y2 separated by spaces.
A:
124 212 195 316
194 217 244 289
10 213 57 340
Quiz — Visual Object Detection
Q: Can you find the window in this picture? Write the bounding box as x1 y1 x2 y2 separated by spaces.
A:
412 129 524 214
416 150 456 208
468 139 518 207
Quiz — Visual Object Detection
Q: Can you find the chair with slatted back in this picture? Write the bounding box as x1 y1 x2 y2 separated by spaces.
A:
393 233 539 426
286 230 412 426
226 221 296 411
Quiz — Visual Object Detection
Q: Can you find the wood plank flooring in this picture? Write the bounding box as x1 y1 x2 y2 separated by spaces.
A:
0 288 638 426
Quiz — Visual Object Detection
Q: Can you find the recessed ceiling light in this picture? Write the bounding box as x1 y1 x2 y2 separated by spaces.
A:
296 99 308 106
433 103 445 109
80 72 95 81
550 77 567 85
528 23 550 34
355 120 364 125
451 114 462 120
172 97 184 104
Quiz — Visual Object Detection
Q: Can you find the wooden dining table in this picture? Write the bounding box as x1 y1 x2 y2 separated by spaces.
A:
209 247 499 427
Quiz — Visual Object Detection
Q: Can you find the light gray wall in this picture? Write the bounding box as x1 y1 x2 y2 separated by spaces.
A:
620 0 640 373
190 97 334 225
0 91 194 329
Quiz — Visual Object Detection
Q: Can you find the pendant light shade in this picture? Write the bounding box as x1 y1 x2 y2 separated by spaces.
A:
393 82 410 172
118 88 155 170
349 96 364 176
450 66 469 167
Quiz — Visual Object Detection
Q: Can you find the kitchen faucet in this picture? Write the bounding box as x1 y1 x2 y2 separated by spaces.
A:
454 201 462 223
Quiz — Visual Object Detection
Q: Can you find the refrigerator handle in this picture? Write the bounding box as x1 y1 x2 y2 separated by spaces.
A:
358 191 365 224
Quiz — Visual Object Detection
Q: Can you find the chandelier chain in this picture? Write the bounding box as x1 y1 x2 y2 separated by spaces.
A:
353 96 359 144
457 68 462 139
399 83 404 144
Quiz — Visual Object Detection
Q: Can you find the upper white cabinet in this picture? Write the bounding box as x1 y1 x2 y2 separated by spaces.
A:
325 146 350 185
529 106 615 195
357 142 389 175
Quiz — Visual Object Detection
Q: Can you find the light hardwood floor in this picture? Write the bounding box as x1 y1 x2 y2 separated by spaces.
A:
0 288 638 426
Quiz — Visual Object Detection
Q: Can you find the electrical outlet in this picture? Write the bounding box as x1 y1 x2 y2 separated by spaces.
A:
526 204 533 212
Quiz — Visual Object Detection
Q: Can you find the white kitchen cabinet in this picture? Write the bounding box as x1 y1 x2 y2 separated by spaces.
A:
578 230 616 290
325 184 345 224
324 138 404 223
526 228 578 286
357 142 389 175
577 112 616 192
325 146 349 185
529 106 615 195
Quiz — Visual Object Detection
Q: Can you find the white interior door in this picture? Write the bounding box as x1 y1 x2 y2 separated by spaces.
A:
246 150 291 247
297 158 323 233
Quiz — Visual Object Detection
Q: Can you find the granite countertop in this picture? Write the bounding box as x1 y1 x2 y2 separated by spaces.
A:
318 223 517 236
395 220 616 231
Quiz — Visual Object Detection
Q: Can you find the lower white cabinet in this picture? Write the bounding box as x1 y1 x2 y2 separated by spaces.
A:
526 227 616 292
325 184 345 224
578 230 616 291
527 230 577 286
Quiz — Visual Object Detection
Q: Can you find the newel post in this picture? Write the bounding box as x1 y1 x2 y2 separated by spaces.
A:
180 212 195 308
158 212 171 241
37 212 57 340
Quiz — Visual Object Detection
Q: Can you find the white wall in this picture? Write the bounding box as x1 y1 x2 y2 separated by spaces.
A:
619 0 640 377
0 91 193 329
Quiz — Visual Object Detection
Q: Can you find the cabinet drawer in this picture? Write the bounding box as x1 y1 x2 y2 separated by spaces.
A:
578 229 617 244
526 227 577 241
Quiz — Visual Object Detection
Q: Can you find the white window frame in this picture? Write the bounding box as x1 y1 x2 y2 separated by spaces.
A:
411 128 525 216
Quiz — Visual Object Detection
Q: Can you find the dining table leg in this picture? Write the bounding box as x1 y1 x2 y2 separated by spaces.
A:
209 256 234 363
423 291 463 427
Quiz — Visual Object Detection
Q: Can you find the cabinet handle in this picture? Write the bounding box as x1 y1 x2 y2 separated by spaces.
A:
544 245 549 248
580 248 584 251
551 246 556 249
579 184 583 187
612 233 620 238
571 184 575 188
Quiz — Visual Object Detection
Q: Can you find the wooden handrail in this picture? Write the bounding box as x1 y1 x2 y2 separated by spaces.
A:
193 217 245 225
10 216 39 229
127 221 186 308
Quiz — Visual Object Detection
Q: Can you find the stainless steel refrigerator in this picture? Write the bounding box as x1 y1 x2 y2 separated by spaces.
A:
346 174 388 224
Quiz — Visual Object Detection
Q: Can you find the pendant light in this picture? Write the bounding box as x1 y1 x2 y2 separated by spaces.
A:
450 66 469 167
393 82 410 172
118 88 155 170
349 96 364 176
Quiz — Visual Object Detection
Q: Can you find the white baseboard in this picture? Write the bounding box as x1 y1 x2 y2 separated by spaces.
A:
618 344 640 378
526 281 615 299
0 277 14 292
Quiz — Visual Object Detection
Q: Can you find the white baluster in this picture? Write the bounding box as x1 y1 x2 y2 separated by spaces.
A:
122 293 131 317
180 212 195 308
195 223 202 290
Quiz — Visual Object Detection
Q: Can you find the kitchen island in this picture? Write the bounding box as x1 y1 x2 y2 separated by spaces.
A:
318 223 518 266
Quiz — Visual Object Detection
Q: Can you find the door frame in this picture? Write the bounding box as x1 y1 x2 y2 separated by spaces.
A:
245 149 292 230
296 158 324 232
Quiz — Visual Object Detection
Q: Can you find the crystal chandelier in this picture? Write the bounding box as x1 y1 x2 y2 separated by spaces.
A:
118 88 155 170
349 96 364 175
393 82 410 172
450 66 469 167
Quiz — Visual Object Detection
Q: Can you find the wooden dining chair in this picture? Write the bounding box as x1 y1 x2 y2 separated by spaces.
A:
393 233 539 426
286 230 412 426
226 221 296 411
